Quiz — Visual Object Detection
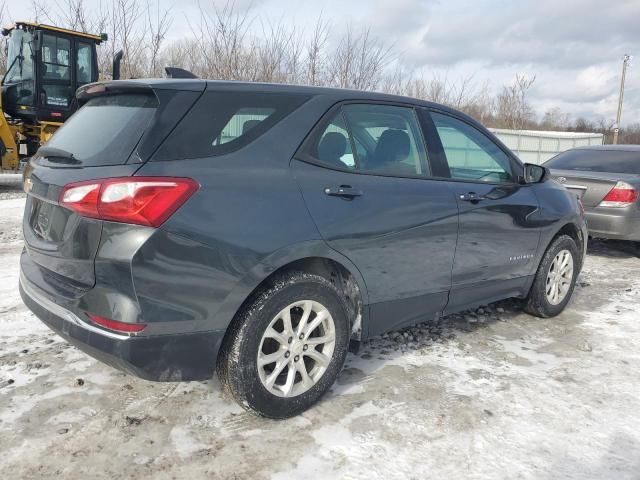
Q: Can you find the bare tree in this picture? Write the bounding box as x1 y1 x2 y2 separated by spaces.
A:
114 0 146 78
618 123 640 144
30 0 52 23
187 0 254 79
255 20 300 83
495 73 536 130
19 0 631 143
146 0 172 78
55 0 91 32
328 26 393 90
540 107 571 131
305 15 330 86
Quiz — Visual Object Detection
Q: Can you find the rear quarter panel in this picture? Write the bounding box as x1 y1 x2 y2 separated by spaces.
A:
131 95 358 332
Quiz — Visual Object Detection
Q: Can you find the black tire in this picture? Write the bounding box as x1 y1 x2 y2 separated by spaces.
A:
217 271 350 419
525 235 580 318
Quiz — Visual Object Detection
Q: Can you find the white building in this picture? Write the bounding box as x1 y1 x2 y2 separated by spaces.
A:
489 129 604 165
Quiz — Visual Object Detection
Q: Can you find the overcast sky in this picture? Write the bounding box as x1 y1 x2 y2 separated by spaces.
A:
8 0 639 125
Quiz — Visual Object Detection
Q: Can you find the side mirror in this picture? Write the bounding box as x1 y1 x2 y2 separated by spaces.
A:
523 163 548 184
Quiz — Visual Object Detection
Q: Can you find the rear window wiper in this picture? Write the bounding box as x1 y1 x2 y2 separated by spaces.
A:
37 147 81 165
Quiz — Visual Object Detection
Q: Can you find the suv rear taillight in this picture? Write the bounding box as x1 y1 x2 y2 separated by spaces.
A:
599 181 639 208
60 177 199 227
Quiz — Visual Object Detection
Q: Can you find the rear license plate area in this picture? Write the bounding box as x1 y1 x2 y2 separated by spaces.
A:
28 198 69 242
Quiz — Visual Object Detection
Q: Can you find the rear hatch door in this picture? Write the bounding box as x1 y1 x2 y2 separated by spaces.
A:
22 81 204 294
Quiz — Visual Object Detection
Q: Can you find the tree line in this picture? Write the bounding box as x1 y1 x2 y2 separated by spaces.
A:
2 0 637 144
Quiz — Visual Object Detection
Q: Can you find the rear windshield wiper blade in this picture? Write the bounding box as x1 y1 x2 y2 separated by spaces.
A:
37 147 81 165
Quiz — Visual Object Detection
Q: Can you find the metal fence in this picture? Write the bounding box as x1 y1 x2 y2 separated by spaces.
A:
489 129 604 164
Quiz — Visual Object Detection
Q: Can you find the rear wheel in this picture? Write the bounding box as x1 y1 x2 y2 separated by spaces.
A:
217 271 350 418
525 235 579 318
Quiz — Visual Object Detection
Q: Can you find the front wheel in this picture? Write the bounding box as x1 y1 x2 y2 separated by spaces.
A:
525 235 580 318
217 271 350 418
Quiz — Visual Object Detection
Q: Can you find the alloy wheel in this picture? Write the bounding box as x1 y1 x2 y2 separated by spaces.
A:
545 249 574 305
257 300 336 398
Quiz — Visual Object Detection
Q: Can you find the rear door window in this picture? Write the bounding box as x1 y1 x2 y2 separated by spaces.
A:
315 112 357 169
37 93 157 166
154 90 310 161
343 104 429 176
301 103 431 177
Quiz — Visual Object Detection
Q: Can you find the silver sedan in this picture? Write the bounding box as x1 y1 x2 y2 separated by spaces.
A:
545 145 640 243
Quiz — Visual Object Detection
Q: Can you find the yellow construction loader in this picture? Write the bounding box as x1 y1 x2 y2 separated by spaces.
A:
0 22 122 171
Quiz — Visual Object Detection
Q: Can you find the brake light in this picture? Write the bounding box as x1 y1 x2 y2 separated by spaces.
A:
599 181 639 208
60 177 199 227
87 313 146 333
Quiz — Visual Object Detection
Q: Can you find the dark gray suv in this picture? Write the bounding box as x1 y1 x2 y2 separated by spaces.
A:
20 80 587 418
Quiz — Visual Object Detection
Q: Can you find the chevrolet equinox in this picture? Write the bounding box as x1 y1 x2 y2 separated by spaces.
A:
20 79 587 418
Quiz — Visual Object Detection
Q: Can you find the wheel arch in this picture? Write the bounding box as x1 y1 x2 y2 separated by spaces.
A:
551 222 585 268
214 241 369 358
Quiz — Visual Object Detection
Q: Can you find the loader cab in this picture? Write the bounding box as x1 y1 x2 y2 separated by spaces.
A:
2 22 103 123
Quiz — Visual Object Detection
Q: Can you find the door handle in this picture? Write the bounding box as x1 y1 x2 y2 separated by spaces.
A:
324 185 363 199
459 192 485 202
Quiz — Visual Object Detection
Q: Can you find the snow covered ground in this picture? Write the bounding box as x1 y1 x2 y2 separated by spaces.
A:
1 186 640 479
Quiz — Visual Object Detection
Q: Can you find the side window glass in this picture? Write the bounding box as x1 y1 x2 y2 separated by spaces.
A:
342 104 429 176
431 112 513 183
213 107 276 146
41 35 72 108
153 91 310 161
76 42 93 85
313 113 356 169
42 35 70 81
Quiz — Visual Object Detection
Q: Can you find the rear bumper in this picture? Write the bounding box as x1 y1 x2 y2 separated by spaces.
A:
20 272 224 382
585 207 640 241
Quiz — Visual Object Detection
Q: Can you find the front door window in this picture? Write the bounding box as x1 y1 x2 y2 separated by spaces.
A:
431 112 513 183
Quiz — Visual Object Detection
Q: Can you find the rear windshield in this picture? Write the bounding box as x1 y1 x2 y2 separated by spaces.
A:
42 93 157 166
153 90 309 161
545 149 640 175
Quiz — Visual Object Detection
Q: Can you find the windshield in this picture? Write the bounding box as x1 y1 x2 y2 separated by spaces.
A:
4 28 34 84
545 149 640 175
